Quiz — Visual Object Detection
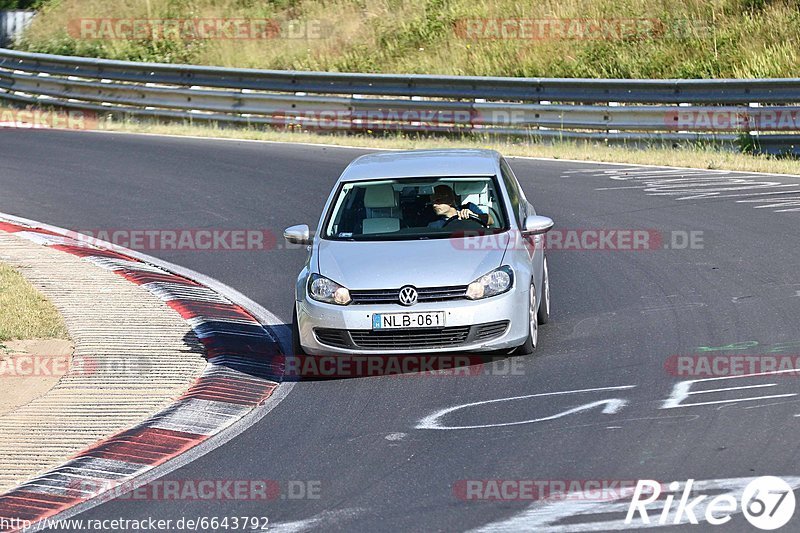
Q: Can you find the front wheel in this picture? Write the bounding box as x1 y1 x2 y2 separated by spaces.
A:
537 256 551 325
514 282 539 355
291 306 307 355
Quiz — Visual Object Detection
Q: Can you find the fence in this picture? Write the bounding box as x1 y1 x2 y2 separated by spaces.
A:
0 47 798 154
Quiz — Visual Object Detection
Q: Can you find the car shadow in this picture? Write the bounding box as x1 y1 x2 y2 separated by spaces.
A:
190 324 516 383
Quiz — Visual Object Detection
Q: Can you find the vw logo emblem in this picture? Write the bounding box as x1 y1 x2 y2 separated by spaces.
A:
398 286 418 306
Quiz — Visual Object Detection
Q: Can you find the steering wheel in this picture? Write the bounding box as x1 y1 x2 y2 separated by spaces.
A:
442 212 489 228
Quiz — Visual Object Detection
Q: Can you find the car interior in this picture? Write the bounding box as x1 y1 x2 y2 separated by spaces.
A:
326 177 506 239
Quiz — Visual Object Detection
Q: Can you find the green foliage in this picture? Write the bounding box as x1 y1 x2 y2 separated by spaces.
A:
2 1 22 8
0 0 47 8
737 132 758 154
12 0 800 78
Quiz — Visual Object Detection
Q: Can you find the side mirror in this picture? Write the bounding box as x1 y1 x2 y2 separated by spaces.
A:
522 215 554 235
284 224 312 245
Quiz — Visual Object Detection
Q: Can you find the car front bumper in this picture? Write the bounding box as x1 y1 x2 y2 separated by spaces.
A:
296 286 530 355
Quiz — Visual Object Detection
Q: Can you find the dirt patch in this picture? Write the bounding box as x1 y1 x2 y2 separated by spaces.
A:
0 339 73 416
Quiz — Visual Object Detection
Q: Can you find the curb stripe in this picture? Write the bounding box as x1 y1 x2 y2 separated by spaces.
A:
49 245 133 261
75 428 206 465
118 271 202 286
169 300 258 322
0 221 285 532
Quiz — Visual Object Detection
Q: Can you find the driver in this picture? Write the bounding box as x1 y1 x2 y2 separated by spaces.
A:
427 184 493 228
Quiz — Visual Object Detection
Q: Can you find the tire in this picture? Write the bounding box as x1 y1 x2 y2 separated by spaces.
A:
514 282 539 355
537 256 551 325
291 306 307 356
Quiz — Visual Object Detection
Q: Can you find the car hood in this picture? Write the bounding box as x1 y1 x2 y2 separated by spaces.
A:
317 233 510 289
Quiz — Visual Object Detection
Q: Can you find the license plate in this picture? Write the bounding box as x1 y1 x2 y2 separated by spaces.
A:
372 311 446 330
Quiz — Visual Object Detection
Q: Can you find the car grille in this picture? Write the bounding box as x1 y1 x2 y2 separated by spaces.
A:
313 329 350 348
314 321 509 350
350 326 471 349
474 321 509 340
349 285 468 305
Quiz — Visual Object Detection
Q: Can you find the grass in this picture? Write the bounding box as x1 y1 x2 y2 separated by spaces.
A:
98 117 800 175
16 0 800 79
0 262 69 341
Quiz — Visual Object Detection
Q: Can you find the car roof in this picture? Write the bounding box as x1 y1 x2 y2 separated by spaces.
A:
338 149 501 182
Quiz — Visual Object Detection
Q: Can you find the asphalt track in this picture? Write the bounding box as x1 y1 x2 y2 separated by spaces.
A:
2 129 800 532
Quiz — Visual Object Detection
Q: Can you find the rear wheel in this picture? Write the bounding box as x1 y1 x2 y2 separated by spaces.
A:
515 282 539 355
537 256 551 325
291 306 307 356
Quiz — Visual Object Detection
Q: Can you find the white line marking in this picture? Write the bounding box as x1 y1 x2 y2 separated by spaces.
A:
596 185 651 190
668 394 796 408
575 164 800 210
689 384 776 395
741 399 800 410
416 385 635 430
709 189 800 199
661 369 800 409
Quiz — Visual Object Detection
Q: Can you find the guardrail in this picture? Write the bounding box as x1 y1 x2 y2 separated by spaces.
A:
0 47 798 154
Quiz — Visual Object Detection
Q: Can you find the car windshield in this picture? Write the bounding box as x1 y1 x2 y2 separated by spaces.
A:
323 177 508 241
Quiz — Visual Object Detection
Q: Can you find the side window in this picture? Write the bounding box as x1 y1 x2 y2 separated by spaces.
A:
500 158 525 226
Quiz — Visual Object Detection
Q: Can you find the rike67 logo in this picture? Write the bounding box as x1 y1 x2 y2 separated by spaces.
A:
626 476 796 530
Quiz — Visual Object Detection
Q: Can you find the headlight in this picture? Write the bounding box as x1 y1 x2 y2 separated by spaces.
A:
466 266 514 300
308 274 351 305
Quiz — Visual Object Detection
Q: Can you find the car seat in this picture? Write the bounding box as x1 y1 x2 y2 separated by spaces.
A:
362 183 400 234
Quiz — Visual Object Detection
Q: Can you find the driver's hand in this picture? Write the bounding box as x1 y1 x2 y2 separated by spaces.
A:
457 209 473 220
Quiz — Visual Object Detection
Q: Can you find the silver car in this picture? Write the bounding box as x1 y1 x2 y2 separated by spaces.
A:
285 149 554 356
